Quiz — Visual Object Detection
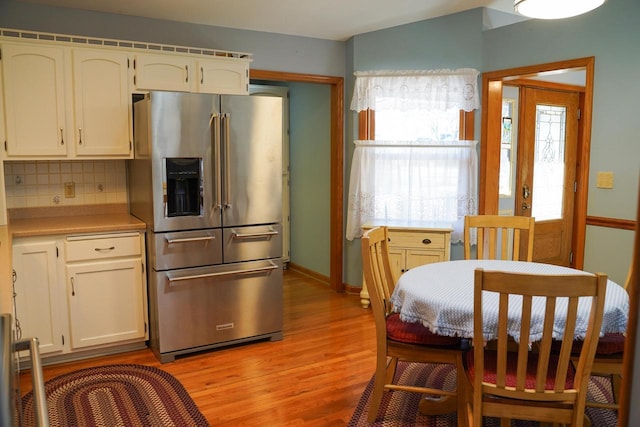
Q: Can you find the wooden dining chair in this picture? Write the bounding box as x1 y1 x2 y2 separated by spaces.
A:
361 226 468 425
464 268 608 427
463 215 535 261
579 261 635 411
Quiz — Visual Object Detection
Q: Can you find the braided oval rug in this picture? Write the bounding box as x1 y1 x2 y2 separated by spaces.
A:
21 364 209 427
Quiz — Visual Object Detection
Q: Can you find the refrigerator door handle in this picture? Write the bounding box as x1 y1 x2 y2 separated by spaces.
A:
167 261 279 285
222 113 232 209
230 228 279 239
211 113 223 211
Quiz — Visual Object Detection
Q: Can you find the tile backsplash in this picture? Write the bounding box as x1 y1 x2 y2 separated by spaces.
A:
4 160 128 209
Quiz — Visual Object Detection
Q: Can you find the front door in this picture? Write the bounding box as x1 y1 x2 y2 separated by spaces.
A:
515 87 579 266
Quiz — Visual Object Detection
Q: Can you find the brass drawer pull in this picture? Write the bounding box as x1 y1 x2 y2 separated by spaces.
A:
422 238 432 245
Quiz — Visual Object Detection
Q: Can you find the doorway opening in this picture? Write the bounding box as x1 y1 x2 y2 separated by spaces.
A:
480 57 594 269
250 69 345 291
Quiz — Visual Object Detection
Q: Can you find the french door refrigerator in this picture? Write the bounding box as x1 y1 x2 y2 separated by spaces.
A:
128 91 283 363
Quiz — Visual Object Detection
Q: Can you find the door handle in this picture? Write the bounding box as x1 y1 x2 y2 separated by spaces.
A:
165 236 215 244
222 113 232 209
231 228 278 239
523 184 530 199
167 261 278 285
211 113 222 210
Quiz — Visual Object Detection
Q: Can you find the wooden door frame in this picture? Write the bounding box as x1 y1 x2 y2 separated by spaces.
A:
250 69 345 292
480 57 594 269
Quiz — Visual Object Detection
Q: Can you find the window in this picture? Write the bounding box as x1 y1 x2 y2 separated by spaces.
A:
347 69 480 242
500 98 515 197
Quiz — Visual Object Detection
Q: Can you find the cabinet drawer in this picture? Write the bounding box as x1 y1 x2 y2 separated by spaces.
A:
388 231 446 250
66 233 141 261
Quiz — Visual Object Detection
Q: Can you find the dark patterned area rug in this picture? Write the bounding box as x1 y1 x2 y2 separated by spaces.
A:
21 364 209 427
348 361 618 426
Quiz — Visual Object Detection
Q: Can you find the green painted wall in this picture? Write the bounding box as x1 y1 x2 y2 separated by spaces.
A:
1 0 638 287
479 0 639 285
288 83 332 275
346 2 639 287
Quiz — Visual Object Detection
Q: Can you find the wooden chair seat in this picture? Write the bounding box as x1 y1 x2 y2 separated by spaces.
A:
465 349 576 391
386 313 462 346
553 332 625 356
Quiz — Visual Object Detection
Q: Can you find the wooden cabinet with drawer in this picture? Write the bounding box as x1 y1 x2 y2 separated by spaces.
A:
360 222 452 308
12 231 148 363
65 233 147 350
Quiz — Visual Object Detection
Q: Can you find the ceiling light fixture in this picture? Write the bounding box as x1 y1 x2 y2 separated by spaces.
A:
514 0 606 19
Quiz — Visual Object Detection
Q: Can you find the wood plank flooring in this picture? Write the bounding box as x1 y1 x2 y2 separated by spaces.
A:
20 269 377 426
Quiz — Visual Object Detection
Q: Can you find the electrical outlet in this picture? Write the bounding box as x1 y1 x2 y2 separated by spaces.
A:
64 182 76 198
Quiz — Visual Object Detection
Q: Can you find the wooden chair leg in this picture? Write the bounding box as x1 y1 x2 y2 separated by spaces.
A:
367 353 388 422
385 356 398 384
612 373 622 404
455 358 468 427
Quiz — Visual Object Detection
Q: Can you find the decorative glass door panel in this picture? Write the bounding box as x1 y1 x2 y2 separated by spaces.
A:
532 104 567 221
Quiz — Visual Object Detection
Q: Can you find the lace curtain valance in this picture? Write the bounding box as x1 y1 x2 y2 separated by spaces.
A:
350 68 480 113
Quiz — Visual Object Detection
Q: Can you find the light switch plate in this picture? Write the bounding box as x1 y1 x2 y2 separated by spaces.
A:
64 182 76 198
596 171 614 189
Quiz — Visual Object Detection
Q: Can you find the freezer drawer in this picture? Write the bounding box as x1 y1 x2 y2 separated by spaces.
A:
150 229 222 271
149 259 283 361
223 224 282 263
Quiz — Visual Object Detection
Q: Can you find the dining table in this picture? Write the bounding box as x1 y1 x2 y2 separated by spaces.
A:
390 259 629 344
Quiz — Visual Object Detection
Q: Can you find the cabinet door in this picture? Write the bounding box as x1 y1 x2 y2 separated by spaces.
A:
197 57 249 95
73 49 132 157
405 249 445 271
67 258 145 349
388 248 404 280
134 53 193 92
12 240 65 355
2 43 68 157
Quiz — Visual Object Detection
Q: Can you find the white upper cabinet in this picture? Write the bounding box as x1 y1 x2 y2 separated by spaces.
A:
134 52 249 94
72 49 132 157
2 43 69 157
197 57 249 95
1 42 133 159
0 62 6 159
134 53 194 92
0 33 251 159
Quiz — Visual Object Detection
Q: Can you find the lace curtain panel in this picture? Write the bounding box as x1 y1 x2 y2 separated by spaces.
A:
350 68 480 113
346 140 478 242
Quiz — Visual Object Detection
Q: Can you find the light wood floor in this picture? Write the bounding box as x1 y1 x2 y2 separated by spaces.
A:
20 269 377 426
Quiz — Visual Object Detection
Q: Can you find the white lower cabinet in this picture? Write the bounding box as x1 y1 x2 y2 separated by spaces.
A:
12 239 66 355
12 232 148 362
360 222 453 308
67 258 145 349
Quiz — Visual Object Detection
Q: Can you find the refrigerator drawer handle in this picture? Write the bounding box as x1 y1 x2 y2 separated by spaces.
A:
231 229 279 239
167 261 279 284
165 236 216 244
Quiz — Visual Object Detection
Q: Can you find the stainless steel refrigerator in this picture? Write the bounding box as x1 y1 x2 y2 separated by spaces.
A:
128 91 283 363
